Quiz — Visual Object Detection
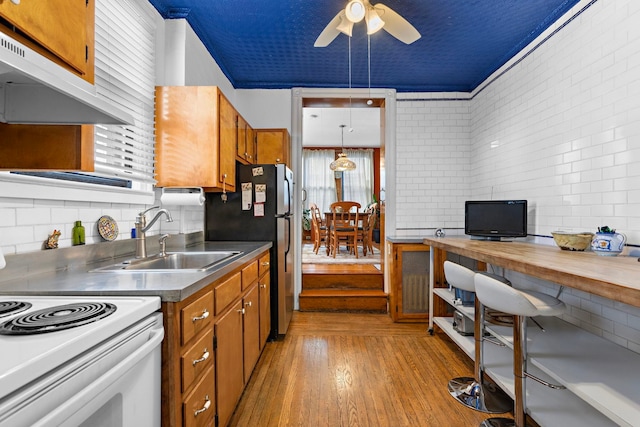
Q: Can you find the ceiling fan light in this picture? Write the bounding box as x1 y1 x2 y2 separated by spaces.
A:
345 0 365 23
366 8 385 35
336 13 354 37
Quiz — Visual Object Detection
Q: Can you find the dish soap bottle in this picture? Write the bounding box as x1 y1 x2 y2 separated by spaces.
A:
72 221 85 246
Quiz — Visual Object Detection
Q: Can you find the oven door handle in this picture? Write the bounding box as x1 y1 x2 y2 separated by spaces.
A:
32 322 164 427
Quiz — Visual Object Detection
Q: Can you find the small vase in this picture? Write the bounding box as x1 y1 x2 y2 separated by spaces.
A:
591 231 626 256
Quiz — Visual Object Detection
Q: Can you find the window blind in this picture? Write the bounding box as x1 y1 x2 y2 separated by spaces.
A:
93 0 156 189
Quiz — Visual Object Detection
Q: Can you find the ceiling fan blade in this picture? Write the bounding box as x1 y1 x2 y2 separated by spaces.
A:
314 11 344 47
375 3 421 44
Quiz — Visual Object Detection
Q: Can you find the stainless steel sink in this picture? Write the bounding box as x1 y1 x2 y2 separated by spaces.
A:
91 251 243 273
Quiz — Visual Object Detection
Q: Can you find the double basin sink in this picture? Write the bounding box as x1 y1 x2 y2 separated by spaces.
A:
91 251 243 273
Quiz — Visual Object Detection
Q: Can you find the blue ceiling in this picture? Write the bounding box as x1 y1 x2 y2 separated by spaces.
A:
147 0 581 92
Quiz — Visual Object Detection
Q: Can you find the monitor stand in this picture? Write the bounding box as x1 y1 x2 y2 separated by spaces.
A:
470 236 502 241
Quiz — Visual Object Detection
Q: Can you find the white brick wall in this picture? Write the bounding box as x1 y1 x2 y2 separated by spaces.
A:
0 189 204 255
395 99 472 232
394 0 640 352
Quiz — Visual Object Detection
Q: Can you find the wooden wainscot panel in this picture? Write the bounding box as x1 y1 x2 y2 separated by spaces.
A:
0 124 94 171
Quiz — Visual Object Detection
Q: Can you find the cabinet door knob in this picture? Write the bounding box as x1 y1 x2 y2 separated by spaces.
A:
192 349 210 366
192 309 209 322
245 301 252 307
260 283 267 289
194 395 211 416
237 308 246 314
261 261 270 267
276 158 281 162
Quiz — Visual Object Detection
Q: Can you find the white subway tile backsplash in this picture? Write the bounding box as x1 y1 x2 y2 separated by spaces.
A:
395 0 639 352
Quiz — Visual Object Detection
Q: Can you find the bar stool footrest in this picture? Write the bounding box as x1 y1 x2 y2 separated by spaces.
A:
480 418 515 427
447 376 513 414
524 372 566 390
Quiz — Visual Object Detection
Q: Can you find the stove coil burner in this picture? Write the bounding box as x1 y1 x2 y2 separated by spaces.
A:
0 302 117 335
0 301 32 318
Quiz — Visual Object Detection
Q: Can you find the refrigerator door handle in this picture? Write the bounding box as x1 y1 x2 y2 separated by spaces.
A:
284 175 292 216
284 215 291 271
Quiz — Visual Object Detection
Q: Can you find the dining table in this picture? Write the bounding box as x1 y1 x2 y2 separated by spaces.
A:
323 211 369 256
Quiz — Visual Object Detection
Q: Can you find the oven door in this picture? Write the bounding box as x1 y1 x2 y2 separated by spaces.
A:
0 313 163 427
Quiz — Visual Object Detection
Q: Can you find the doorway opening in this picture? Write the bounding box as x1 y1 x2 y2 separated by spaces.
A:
294 93 390 312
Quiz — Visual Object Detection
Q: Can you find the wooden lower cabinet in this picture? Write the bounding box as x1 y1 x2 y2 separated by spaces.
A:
388 242 432 322
258 273 271 348
242 284 260 384
161 250 271 427
215 300 245 427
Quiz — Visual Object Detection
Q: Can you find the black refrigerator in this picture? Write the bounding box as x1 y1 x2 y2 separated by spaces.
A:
205 164 294 339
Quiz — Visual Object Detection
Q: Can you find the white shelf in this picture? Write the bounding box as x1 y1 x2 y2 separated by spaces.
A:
433 287 637 426
434 317 617 427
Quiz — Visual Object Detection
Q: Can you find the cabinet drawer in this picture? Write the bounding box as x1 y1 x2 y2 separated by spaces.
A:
241 261 258 290
181 292 213 345
259 252 270 277
182 329 214 393
215 272 241 314
183 366 215 427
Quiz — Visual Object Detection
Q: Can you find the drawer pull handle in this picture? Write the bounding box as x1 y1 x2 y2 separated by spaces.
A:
261 261 270 267
194 395 211 416
192 309 209 322
192 349 210 366
245 301 252 308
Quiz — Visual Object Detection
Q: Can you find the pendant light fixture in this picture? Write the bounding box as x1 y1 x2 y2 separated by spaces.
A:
330 125 356 171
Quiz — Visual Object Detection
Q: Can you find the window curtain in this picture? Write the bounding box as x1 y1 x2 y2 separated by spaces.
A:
302 149 336 213
342 148 374 209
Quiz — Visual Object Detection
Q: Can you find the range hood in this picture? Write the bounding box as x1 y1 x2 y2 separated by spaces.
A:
0 32 134 125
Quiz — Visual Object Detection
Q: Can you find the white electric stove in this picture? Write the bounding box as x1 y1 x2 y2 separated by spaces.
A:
0 295 163 427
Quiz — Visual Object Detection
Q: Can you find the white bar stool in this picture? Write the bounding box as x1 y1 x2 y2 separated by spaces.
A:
474 273 567 427
444 261 512 414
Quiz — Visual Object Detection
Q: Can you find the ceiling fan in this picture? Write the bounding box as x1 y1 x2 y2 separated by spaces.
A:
314 0 421 47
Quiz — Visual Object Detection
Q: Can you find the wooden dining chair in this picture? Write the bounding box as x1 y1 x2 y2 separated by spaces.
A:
359 203 377 256
328 202 360 258
330 201 361 213
309 203 327 254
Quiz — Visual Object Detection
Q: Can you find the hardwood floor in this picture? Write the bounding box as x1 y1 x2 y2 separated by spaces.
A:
229 312 514 426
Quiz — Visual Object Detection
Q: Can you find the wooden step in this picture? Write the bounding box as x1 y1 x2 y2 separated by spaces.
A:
299 289 388 313
302 263 383 290
302 272 383 291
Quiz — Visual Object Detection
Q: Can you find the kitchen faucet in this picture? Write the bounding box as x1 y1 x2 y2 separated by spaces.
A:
135 206 173 258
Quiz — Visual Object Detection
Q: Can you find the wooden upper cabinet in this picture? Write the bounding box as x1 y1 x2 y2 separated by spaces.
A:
255 128 291 168
0 0 94 81
236 115 255 165
217 93 237 190
0 123 94 171
247 125 256 164
155 86 235 192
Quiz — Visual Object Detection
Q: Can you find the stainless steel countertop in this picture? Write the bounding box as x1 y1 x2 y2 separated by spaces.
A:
0 241 272 302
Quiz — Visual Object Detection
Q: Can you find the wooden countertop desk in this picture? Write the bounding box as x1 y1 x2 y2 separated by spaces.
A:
423 237 640 426
423 236 640 308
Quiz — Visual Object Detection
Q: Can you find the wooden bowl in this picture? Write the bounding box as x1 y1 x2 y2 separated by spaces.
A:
551 232 594 251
